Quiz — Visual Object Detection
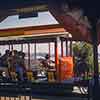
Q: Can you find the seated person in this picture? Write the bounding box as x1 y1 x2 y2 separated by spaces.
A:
41 54 55 70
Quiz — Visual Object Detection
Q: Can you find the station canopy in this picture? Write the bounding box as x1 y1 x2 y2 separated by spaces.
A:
0 24 70 45
0 0 100 43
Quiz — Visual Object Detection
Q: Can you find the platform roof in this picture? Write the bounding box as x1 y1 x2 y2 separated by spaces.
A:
0 24 69 45
0 24 66 37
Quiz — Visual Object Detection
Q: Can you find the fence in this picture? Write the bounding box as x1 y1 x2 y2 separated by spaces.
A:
0 80 90 100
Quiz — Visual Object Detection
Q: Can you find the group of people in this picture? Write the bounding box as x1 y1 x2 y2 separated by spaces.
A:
0 49 90 82
0 50 55 82
0 49 26 81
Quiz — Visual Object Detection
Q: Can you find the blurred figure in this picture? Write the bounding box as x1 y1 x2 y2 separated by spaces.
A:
15 63 24 81
75 57 89 79
41 54 50 70
0 53 3 67
1 50 10 67
15 51 26 81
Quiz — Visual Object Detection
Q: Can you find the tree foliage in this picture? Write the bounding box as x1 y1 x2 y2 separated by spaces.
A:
73 42 94 72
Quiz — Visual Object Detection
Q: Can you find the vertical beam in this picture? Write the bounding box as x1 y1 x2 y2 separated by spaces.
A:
11 44 13 51
28 43 30 68
61 40 63 57
55 40 57 69
34 43 36 60
55 40 58 81
69 38 72 56
8 45 10 51
55 37 60 81
66 40 68 56
21 44 23 52
48 42 51 61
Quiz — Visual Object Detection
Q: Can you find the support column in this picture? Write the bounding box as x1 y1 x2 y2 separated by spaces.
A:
34 43 36 60
61 40 64 57
48 43 51 61
21 44 23 52
55 40 58 69
28 43 30 68
11 44 13 51
55 37 60 81
66 40 68 56
69 38 72 56
8 45 10 51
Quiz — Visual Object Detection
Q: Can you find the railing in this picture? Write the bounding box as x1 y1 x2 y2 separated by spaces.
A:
0 80 90 99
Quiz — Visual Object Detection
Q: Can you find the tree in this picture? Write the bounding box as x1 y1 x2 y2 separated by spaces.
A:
73 42 94 74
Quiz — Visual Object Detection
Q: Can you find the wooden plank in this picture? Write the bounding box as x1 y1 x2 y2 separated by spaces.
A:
0 24 65 37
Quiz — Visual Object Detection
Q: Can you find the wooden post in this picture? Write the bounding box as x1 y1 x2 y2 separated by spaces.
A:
21 44 23 52
69 38 72 56
61 40 63 57
8 45 10 51
48 43 51 61
55 41 57 68
11 44 13 51
34 43 36 60
66 40 68 56
28 43 31 68
55 37 60 81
